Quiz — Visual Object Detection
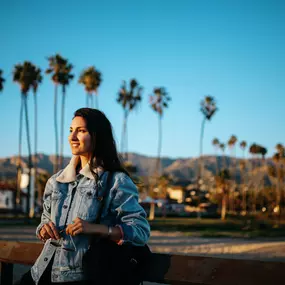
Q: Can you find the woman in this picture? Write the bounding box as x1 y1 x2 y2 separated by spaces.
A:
16 108 150 285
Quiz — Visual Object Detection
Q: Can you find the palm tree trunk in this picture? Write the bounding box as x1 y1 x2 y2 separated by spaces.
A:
125 118 128 161
121 111 128 161
54 84 59 173
276 162 281 222
33 90 39 208
221 191 227 220
90 94 94 109
59 85 66 169
156 115 162 177
215 148 219 176
199 117 206 179
24 96 33 218
222 151 227 171
86 93 89 107
16 94 24 207
95 92 99 109
231 147 237 213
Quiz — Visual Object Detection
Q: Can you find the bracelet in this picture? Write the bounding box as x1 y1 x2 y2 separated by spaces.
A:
107 226 112 238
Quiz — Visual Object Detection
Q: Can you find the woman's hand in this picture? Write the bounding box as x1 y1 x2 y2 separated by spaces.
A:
65 218 122 241
66 217 100 236
39 222 60 241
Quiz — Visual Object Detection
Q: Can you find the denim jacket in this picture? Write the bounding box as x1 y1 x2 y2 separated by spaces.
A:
31 156 150 284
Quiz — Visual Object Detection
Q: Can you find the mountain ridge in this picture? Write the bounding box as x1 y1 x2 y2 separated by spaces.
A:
0 153 275 184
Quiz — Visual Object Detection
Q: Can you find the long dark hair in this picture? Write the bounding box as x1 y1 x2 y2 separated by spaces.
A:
73 108 129 180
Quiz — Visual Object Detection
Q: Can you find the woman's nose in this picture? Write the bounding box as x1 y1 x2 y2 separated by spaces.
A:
69 131 78 141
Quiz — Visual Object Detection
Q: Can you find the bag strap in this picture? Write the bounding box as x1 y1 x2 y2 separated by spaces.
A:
94 171 113 224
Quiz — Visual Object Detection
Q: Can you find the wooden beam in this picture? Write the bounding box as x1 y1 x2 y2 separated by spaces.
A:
0 241 42 265
145 253 284 285
0 241 284 285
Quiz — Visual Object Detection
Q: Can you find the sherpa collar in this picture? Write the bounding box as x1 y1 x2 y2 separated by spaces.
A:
56 155 104 183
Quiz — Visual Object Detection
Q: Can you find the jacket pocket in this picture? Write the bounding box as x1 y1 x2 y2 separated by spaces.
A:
77 187 99 221
51 189 64 201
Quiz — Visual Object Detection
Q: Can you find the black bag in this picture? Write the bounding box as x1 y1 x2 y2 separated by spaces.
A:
82 172 152 285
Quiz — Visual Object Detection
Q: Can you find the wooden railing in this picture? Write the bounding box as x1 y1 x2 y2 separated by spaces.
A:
0 241 284 285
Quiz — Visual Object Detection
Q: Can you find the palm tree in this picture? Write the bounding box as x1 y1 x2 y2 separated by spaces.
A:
273 143 285 217
13 61 34 215
219 143 226 170
239 140 247 214
78 66 102 108
249 143 263 214
149 87 171 176
46 54 74 171
212 138 220 175
228 135 237 157
227 135 238 213
199 96 217 180
240 141 247 158
276 143 285 156
258 145 267 212
0 70 5 92
227 135 238 172
59 60 74 169
117 79 143 161
31 66 42 209
216 169 231 220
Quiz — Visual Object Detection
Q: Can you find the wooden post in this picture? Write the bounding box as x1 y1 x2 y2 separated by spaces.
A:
1 262 13 285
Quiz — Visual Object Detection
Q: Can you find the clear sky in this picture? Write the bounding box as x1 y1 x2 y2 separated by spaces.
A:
1 0 284 159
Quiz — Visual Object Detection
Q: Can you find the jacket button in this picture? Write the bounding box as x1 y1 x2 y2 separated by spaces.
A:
44 257 48 262
63 205 68 209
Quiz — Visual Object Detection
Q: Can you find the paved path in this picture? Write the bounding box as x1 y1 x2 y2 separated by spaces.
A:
1 226 285 283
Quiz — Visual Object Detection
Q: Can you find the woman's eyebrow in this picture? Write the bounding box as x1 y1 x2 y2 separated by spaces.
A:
70 126 87 129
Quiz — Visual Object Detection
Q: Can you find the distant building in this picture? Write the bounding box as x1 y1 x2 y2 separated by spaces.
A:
166 180 193 203
0 183 16 211
0 182 27 213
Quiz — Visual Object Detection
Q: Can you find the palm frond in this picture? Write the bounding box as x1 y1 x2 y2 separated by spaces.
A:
149 87 170 116
117 79 143 113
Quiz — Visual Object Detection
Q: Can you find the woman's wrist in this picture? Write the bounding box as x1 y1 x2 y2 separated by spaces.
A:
90 224 122 241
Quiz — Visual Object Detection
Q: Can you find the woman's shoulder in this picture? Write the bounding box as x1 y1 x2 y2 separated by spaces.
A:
46 169 65 184
110 171 138 192
112 171 132 183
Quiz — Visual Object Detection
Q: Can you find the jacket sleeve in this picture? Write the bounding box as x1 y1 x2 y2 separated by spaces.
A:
35 178 53 237
109 173 150 246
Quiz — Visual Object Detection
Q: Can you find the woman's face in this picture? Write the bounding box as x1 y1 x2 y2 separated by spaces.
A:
69 116 92 157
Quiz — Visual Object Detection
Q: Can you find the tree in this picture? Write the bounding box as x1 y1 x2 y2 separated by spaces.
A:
272 143 285 218
78 66 102 108
227 135 238 213
13 62 34 216
117 79 143 161
46 54 74 171
0 70 5 92
212 138 220 175
240 141 247 158
239 140 247 214
219 143 226 171
199 96 217 179
228 135 238 157
31 66 42 209
249 143 267 214
228 135 238 173
216 169 231 220
149 87 171 176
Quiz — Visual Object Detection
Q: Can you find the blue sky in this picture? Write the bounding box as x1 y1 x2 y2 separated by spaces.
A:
1 0 284 159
